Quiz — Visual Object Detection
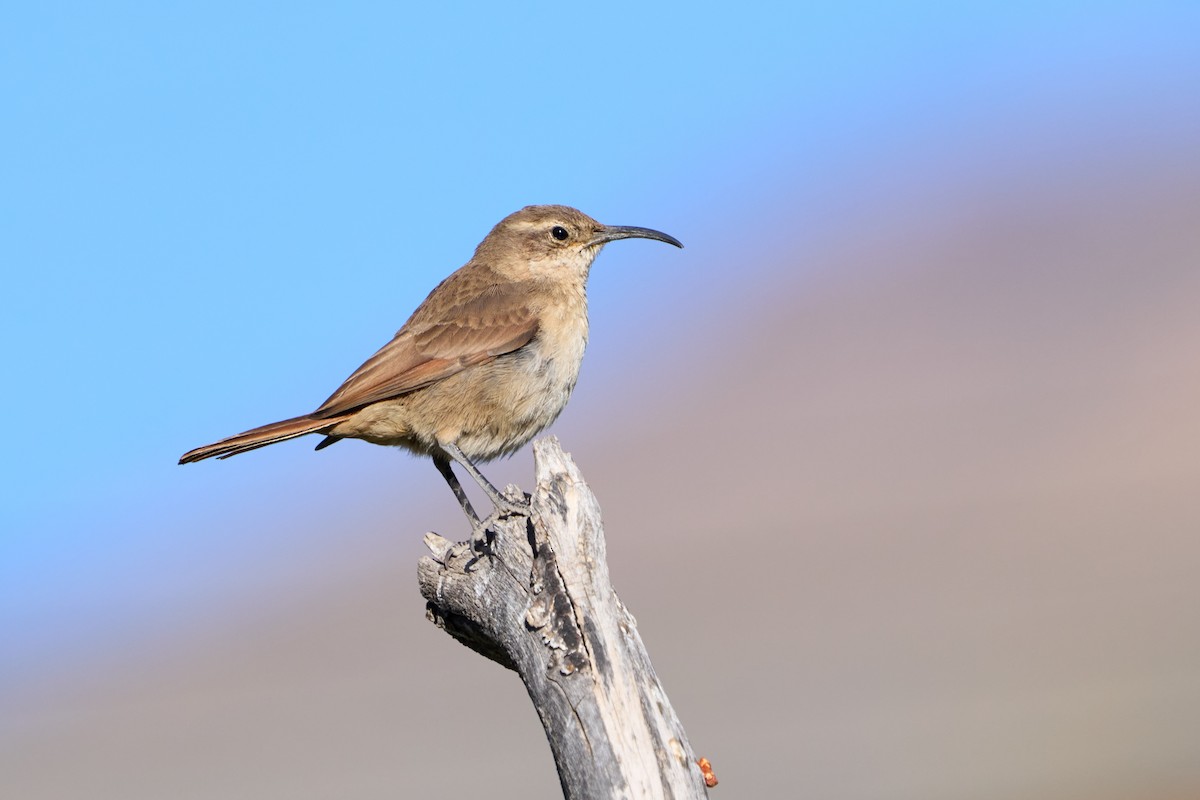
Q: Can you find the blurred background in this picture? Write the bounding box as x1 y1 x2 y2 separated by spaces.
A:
3 3 1199 798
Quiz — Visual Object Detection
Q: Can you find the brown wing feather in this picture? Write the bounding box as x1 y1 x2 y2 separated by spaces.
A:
312 276 540 419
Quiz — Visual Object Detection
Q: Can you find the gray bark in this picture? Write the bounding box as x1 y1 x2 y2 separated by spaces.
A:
418 437 711 799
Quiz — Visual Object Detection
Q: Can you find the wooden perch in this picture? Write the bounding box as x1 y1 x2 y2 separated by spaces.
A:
418 437 712 799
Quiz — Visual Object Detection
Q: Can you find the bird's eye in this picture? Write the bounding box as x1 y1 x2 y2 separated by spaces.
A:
550 226 569 241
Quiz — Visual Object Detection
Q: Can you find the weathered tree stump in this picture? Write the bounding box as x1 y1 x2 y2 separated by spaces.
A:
418 437 711 799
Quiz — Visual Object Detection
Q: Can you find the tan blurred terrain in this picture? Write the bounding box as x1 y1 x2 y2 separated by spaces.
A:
4 153 1200 799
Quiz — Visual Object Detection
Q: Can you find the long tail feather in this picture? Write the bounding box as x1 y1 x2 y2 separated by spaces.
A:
179 414 340 464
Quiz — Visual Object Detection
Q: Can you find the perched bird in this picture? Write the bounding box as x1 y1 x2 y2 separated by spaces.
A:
180 204 682 538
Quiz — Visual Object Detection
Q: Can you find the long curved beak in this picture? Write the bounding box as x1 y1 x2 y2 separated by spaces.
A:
589 224 683 249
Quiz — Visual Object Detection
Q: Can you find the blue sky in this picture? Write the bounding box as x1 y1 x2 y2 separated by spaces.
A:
3 2 1199 684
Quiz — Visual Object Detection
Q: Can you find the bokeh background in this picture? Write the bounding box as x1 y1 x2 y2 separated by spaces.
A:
3 3 1199 798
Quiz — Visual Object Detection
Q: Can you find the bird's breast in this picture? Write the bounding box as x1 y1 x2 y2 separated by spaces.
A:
453 294 589 458
516 298 589 417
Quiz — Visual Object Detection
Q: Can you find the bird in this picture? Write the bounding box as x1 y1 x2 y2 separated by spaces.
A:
179 204 683 541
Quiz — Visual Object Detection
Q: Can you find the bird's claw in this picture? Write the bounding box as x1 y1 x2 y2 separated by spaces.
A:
495 493 530 519
466 494 529 555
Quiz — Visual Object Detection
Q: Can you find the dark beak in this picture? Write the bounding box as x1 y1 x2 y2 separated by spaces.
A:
589 225 683 249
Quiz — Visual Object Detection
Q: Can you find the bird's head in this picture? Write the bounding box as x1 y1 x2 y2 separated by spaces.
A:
476 204 682 282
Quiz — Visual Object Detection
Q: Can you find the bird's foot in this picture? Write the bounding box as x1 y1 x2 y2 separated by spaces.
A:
493 491 530 519
467 518 496 556
466 492 530 555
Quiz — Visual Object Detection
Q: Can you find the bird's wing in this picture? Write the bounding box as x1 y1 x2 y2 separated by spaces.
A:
312 281 539 419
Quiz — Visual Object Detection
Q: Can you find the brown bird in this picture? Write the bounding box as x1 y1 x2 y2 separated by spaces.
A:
180 204 682 538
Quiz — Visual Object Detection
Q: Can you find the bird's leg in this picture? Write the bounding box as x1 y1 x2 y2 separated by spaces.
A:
433 447 525 555
432 454 494 555
439 442 529 517
433 453 483 527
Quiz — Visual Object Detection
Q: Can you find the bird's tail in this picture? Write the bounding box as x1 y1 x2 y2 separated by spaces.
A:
179 414 339 464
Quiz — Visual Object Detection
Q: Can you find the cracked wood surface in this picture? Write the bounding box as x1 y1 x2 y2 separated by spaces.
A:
418 437 709 800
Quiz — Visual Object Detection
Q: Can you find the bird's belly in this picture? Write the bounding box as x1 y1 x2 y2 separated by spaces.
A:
332 307 588 461
354 340 579 460
448 345 582 458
